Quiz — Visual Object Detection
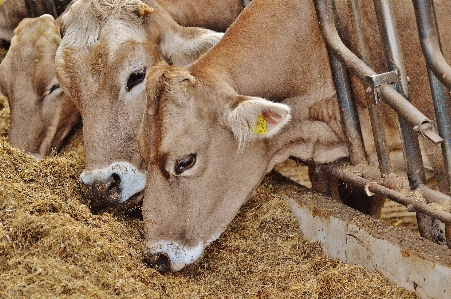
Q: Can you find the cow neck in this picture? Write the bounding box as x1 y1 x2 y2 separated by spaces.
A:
190 0 332 102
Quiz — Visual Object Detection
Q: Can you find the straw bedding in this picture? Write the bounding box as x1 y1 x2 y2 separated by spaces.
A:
0 61 419 297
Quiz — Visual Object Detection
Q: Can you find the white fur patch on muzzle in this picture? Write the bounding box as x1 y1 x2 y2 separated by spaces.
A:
147 241 205 272
80 161 146 203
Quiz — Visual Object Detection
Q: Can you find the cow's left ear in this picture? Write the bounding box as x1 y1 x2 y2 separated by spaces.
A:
226 95 291 148
160 26 223 66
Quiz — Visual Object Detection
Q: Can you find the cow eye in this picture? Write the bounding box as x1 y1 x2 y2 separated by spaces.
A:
49 84 60 94
40 83 61 101
174 154 197 175
126 68 146 92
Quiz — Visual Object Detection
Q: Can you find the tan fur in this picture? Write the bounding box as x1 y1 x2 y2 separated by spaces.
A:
158 0 242 32
0 15 80 159
137 0 451 271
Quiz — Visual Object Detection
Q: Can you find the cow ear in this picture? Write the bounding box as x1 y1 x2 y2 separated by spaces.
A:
160 27 223 66
226 96 291 149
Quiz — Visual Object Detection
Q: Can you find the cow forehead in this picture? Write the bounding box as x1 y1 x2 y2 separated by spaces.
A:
58 26 153 98
62 20 149 66
159 97 220 160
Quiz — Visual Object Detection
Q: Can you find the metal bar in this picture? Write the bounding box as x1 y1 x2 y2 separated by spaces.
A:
413 0 451 192
321 164 451 225
428 70 451 191
313 0 442 144
412 0 451 89
418 185 451 206
347 0 391 174
327 0 366 165
446 224 451 249
24 0 38 18
43 0 57 18
328 54 367 165
373 0 426 189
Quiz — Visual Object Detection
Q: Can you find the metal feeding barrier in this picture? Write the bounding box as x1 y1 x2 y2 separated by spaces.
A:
309 0 451 248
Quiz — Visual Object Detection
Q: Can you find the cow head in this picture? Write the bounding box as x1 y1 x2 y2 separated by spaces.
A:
54 0 223 211
138 62 292 272
0 15 80 159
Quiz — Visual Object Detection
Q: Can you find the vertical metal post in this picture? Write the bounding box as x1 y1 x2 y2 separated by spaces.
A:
309 0 367 203
43 0 58 18
327 0 366 166
412 0 451 193
347 0 391 175
372 0 426 189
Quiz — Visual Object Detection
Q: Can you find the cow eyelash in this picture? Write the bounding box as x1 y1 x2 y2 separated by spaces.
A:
126 68 146 92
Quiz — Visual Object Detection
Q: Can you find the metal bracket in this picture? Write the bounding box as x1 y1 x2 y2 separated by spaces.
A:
414 121 444 144
365 69 399 104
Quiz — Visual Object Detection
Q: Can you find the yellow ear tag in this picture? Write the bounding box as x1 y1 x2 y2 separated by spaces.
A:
254 114 268 135
0 0 3 6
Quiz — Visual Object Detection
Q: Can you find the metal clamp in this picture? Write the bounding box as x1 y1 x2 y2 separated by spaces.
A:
414 121 444 144
365 69 399 104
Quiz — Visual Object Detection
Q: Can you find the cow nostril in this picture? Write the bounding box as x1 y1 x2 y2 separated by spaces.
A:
143 252 171 274
80 173 122 211
111 173 121 188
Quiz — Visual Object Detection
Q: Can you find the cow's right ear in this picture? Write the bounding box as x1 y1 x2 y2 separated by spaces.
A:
160 26 223 66
226 95 292 149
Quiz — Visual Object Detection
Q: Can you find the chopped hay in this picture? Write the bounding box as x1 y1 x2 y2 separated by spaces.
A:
0 89 419 298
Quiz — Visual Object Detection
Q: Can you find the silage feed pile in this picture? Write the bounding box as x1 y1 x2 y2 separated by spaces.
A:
0 91 420 298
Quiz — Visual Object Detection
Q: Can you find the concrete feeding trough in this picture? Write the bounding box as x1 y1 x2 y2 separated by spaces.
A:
272 173 451 299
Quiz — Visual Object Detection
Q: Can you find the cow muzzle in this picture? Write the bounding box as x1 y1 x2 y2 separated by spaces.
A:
142 241 205 273
80 162 146 211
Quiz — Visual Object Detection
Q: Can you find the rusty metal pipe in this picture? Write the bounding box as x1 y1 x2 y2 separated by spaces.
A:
418 185 451 206
321 164 451 225
446 224 451 249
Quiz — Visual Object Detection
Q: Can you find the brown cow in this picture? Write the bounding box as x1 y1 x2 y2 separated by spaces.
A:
137 0 448 272
137 0 346 272
0 15 80 159
55 0 234 210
